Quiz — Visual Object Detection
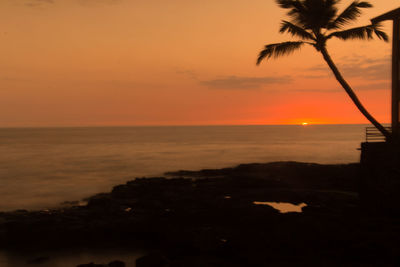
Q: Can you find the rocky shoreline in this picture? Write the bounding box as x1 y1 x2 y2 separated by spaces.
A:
1 161 400 266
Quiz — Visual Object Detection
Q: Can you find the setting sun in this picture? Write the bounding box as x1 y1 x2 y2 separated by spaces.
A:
302 122 309 126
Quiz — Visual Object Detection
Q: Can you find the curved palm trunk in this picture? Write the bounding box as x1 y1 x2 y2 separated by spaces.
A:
319 46 392 140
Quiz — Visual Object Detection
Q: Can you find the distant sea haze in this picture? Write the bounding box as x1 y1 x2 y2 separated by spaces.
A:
1 125 366 211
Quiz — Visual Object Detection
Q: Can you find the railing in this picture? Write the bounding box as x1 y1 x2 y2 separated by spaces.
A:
365 127 392 142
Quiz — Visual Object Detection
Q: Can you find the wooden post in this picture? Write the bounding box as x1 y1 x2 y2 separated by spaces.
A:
393 19 400 139
372 8 400 141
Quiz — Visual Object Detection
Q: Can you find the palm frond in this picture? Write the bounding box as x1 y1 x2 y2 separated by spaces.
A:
372 23 389 41
326 0 340 8
327 1 373 29
275 0 307 27
286 0 337 30
304 0 338 28
327 23 388 42
257 41 305 65
280 20 315 40
275 0 295 9
287 1 307 22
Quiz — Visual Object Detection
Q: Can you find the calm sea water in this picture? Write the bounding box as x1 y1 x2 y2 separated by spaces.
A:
0 125 367 211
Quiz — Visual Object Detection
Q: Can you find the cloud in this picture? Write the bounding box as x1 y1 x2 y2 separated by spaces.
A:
308 55 391 81
300 74 329 79
338 55 391 81
291 81 391 93
200 75 292 90
176 69 198 80
1 76 32 82
292 88 340 93
19 0 121 7
77 0 122 6
23 0 54 7
356 81 391 91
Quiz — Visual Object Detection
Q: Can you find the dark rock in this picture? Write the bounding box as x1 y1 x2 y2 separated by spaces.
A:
76 263 106 267
27 256 49 264
3 161 400 266
136 253 169 267
108 260 125 267
87 193 114 208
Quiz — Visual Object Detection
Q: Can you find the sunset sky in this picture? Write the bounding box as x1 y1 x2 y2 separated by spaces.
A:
1 0 399 127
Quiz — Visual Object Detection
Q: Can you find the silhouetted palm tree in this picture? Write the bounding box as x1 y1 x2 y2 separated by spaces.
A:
257 0 391 139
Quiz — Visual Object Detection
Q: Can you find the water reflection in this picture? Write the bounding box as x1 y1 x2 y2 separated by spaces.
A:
253 201 306 213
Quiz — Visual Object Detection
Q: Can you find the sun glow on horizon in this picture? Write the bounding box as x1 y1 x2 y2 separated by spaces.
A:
302 122 309 126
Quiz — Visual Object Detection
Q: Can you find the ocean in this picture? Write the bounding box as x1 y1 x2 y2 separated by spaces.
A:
0 125 367 212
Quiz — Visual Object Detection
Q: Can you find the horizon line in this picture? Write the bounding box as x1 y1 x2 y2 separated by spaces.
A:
0 122 390 129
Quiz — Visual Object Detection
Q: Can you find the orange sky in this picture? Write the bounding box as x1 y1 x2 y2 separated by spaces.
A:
0 0 399 127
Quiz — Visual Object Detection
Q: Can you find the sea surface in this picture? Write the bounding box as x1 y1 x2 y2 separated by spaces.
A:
0 125 368 211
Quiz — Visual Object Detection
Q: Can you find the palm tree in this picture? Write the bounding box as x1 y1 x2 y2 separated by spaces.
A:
257 0 391 139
